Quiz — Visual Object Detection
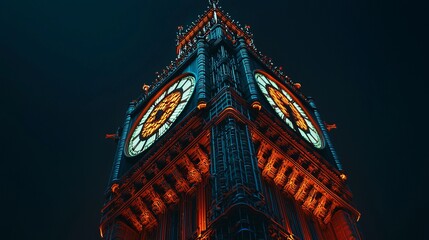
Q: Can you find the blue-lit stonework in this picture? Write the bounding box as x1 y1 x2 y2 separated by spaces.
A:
100 1 361 239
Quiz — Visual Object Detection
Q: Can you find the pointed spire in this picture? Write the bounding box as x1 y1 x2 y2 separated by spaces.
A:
209 0 219 8
209 0 219 23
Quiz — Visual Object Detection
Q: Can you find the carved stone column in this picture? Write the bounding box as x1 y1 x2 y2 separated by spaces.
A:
210 116 267 239
107 219 139 240
331 210 362 240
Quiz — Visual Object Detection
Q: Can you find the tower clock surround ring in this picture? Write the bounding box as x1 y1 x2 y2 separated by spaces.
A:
254 70 325 149
125 74 196 157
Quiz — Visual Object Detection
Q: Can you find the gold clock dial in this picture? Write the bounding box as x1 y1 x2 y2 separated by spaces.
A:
127 75 195 156
267 86 308 131
255 72 324 149
140 91 182 138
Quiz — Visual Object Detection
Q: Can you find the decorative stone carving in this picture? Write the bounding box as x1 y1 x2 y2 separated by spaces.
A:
163 189 179 205
170 166 190 193
145 188 166 215
262 154 278 179
313 195 328 219
284 170 299 195
183 157 202 184
257 142 269 168
294 179 310 202
303 187 319 211
196 147 210 174
273 160 288 187
122 208 143 232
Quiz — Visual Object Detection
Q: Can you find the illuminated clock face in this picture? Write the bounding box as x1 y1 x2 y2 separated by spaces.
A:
127 75 196 156
255 72 324 149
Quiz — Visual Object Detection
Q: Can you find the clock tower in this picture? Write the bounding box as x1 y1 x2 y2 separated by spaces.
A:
100 1 361 239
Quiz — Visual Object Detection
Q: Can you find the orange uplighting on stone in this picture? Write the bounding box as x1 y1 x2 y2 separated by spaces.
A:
105 133 117 139
294 83 301 89
252 101 262 110
100 1 362 238
197 102 207 110
326 123 337 131
111 183 119 193
142 84 150 92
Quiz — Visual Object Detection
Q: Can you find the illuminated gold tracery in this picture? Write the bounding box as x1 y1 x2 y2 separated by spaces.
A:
141 90 182 138
267 86 308 131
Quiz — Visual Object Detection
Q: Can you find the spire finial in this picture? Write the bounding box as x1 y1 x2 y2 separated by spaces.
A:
209 0 219 23
209 0 219 9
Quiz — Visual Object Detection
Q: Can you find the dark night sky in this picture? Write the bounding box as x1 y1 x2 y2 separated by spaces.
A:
1 0 427 239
